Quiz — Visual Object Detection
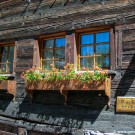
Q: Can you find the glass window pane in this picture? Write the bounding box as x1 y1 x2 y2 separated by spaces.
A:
1 55 7 63
2 47 8 56
96 32 109 43
7 54 14 62
96 56 110 68
42 50 53 59
96 44 110 55
9 46 14 54
7 63 13 73
81 34 94 45
0 64 6 73
42 61 52 70
55 38 66 48
0 46 14 73
81 46 94 56
54 49 65 58
0 47 4 54
44 40 54 48
54 60 65 69
80 58 94 68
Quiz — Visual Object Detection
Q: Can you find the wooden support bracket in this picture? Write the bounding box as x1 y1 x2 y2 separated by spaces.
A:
26 90 33 99
105 78 111 108
7 80 16 101
60 90 68 105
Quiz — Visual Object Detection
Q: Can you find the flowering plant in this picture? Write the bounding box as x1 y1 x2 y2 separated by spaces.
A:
21 67 44 82
21 64 108 84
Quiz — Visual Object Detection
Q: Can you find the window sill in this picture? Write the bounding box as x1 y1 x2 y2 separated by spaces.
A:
0 74 15 78
76 70 117 75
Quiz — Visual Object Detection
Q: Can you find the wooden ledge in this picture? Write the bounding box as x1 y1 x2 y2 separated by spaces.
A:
76 70 117 75
26 78 111 107
0 74 15 78
0 80 16 100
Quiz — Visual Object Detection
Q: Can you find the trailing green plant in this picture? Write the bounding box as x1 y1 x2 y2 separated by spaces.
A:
0 76 8 81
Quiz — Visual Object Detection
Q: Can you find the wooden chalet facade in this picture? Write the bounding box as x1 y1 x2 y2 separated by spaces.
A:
0 0 135 134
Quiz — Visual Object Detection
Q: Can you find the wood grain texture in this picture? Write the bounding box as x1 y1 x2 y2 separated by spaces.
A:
0 0 135 134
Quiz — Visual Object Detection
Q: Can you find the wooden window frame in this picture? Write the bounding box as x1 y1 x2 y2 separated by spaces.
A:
75 26 115 70
38 26 116 71
38 32 66 69
0 42 16 74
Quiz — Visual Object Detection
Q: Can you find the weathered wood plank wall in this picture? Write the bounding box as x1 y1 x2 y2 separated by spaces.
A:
0 0 135 134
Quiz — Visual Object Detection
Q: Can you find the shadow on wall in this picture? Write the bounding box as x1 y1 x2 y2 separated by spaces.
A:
0 92 14 112
115 54 135 97
18 90 108 129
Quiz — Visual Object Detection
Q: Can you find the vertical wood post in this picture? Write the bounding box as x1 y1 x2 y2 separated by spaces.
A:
110 28 115 70
117 30 123 67
66 32 77 69
15 37 40 101
33 39 40 67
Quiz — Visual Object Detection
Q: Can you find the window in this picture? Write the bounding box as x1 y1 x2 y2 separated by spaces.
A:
78 31 110 69
0 44 15 73
41 35 66 70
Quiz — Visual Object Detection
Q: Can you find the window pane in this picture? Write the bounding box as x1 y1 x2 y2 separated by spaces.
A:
7 63 13 73
0 46 14 73
54 49 65 58
55 38 66 48
0 47 4 54
96 32 109 43
96 44 110 55
44 40 54 48
7 54 14 62
96 56 110 68
81 34 94 45
42 61 52 70
1 55 7 63
9 46 14 54
0 64 6 73
81 46 94 56
54 60 65 69
2 47 8 56
42 50 53 59
80 58 94 68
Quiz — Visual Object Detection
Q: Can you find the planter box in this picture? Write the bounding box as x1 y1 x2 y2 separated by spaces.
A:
0 80 16 98
26 78 111 107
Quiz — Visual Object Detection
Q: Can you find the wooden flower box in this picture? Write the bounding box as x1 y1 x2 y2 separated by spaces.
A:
26 78 111 107
0 80 16 98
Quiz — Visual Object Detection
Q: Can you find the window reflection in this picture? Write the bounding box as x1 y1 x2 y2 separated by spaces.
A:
81 46 94 56
0 45 14 73
96 56 110 68
80 31 110 69
55 38 66 48
96 44 109 55
81 34 94 45
42 36 66 69
43 50 53 59
96 32 109 43
80 58 94 68
54 49 65 58
44 40 54 48
42 61 52 70
54 60 65 69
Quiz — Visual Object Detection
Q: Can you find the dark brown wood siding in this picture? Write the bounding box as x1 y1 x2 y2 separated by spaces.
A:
0 0 135 134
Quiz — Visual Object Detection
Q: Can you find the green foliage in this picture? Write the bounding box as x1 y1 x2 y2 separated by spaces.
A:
21 67 44 82
22 64 108 83
0 76 8 81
